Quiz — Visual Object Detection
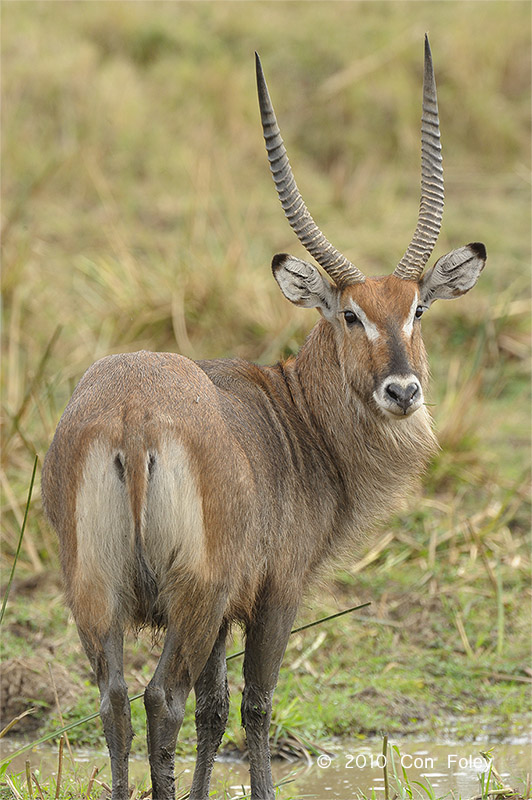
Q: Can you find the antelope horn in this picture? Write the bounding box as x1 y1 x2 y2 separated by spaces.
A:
256 52 365 287
394 35 444 281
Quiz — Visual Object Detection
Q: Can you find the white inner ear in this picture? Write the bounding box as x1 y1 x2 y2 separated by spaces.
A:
419 244 486 306
273 255 338 319
402 292 419 338
348 299 380 341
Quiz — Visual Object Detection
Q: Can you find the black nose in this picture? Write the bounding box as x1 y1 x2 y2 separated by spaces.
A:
385 382 419 413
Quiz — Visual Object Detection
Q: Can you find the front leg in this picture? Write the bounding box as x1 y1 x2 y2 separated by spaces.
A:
241 592 299 800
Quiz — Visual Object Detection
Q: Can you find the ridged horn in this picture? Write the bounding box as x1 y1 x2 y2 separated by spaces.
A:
394 35 444 281
255 52 365 287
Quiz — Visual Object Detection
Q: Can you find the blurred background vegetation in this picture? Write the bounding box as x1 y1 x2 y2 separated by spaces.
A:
1 0 530 751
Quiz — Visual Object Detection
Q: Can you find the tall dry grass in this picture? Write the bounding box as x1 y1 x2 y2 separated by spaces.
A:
1 1 529 611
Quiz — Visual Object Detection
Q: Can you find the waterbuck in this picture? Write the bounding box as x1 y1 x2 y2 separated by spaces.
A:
42 36 486 800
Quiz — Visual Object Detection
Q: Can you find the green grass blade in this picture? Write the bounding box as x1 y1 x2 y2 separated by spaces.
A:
0 454 38 626
5 326 62 448
383 735 389 800
411 779 437 800
496 565 505 656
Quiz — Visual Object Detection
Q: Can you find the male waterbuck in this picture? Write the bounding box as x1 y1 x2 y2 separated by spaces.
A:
42 36 486 800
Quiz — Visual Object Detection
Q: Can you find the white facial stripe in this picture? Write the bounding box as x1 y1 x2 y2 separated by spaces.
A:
349 299 380 341
402 292 419 338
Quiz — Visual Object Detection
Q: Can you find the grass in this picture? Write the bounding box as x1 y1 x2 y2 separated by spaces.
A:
1 0 530 797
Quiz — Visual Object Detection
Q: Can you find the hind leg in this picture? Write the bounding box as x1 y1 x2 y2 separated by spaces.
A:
78 626 131 800
144 627 188 800
144 589 228 800
189 623 229 799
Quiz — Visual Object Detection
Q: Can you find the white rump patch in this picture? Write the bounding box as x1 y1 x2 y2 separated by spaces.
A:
75 438 207 619
143 440 206 580
75 440 133 616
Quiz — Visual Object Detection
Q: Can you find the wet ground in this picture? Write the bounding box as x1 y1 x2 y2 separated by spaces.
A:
4 738 530 798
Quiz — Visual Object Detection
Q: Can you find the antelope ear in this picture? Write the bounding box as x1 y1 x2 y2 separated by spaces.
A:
419 242 487 307
272 254 338 319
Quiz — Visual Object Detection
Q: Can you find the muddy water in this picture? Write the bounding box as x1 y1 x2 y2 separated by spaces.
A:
206 741 530 798
4 738 531 798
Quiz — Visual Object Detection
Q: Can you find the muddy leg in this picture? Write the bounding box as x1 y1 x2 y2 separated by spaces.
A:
145 590 228 800
188 623 229 800
241 596 298 800
144 628 189 800
79 627 132 800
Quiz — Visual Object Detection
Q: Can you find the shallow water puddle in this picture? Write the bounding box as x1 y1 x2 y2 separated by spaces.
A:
3 739 530 798
210 740 531 798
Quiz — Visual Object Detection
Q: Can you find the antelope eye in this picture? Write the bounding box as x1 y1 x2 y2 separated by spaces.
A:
343 310 360 326
414 305 425 319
